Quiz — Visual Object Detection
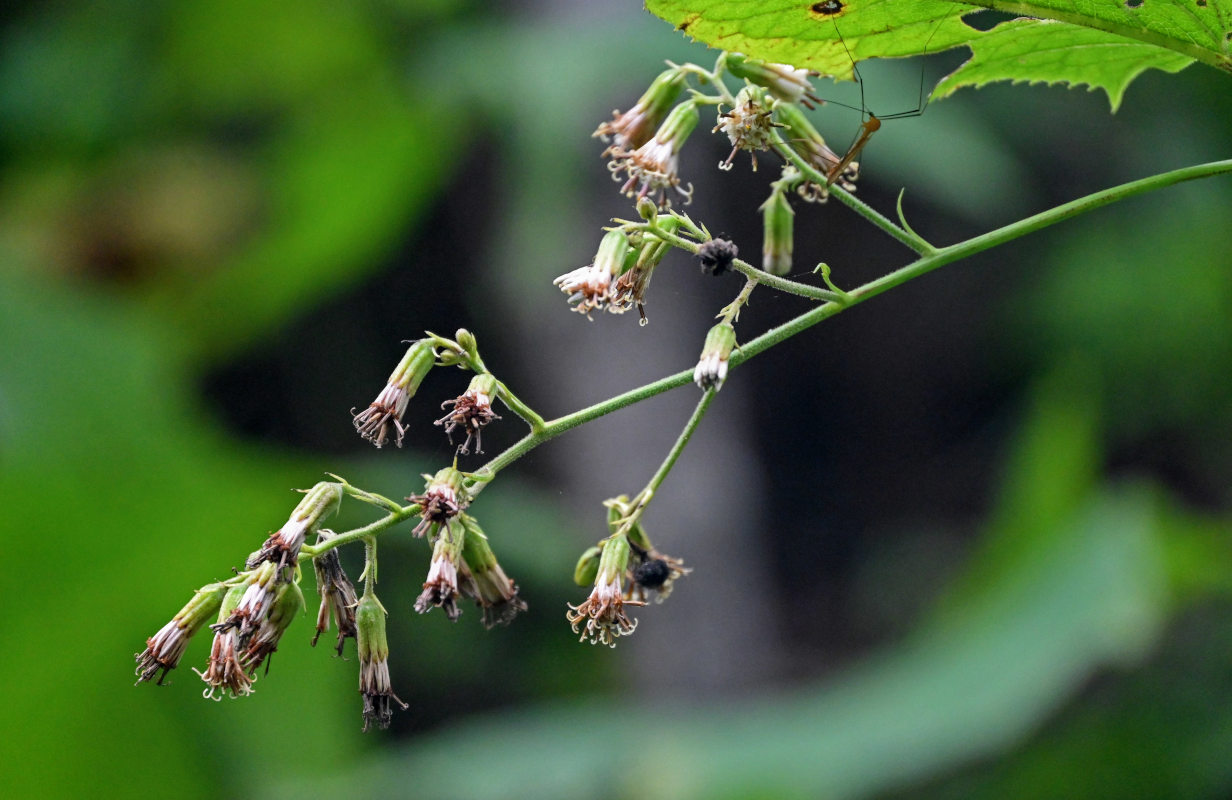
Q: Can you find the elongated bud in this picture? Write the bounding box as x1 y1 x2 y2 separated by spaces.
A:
356 591 407 731
352 340 436 448
455 328 477 357
761 186 795 276
694 323 737 391
724 54 819 107
135 582 229 685
247 481 343 571
573 546 602 587
594 68 686 151
458 515 526 628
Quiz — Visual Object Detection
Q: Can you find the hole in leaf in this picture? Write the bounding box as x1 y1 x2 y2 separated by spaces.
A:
1196 0 1206 5
1124 0 1143 8
810 0 844 17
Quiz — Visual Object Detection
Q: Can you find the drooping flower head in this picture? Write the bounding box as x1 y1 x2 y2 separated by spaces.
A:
435 373 501 455
240 579 304 673
605 101 698 209
352 340 436 448
458 514 526 629
414 521 465 621
195 582 255 700
311 531 359 656
356 591 408 732
247 481 343 574
608 216 680 324
553 229 633 318
566 534 642 647
135 582 229 685
594 68 686 153
407 466 468 538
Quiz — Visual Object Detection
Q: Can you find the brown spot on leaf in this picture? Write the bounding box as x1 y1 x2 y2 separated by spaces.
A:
810 0 845 17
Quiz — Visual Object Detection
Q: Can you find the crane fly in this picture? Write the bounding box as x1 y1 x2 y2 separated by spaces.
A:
820 17 947 187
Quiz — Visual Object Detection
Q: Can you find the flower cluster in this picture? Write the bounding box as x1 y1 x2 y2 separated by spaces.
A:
567 497 689 647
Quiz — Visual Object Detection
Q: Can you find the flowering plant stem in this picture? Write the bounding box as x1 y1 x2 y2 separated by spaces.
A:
305 157 1232 558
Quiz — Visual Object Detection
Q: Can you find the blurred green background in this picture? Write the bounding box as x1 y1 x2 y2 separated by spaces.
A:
2 1 1231 798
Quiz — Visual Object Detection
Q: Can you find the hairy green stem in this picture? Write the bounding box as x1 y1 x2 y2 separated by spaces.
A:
324 158 1232 544
645 223 843 302
497 380 548 432
771 137 936 255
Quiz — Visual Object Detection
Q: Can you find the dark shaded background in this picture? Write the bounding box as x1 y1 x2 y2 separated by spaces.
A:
2 1 1231 798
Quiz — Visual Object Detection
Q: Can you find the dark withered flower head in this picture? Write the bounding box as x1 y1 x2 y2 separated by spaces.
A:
352 340 435 448
135 582 229 685
696 237 739 276
627 549 691 604
458 514 526 629
566 535 643 647
435 373 501 455
356 592 408 732
246 482 342 572
414 524 465 622
311 531 358 656
407 466 468 537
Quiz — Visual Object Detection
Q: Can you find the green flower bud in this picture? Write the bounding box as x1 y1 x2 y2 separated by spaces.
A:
353 339 436 448
761 187 795 276
455 328 477 356
574 546 602 587
356 591 407 732
694 323 738 391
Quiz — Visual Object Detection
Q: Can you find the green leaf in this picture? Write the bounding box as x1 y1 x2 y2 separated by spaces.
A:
933 17 1194 110
646 0 1232 109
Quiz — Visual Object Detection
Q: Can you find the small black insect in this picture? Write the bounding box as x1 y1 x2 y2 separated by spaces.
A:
696 237 738 276
632 558 672 590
